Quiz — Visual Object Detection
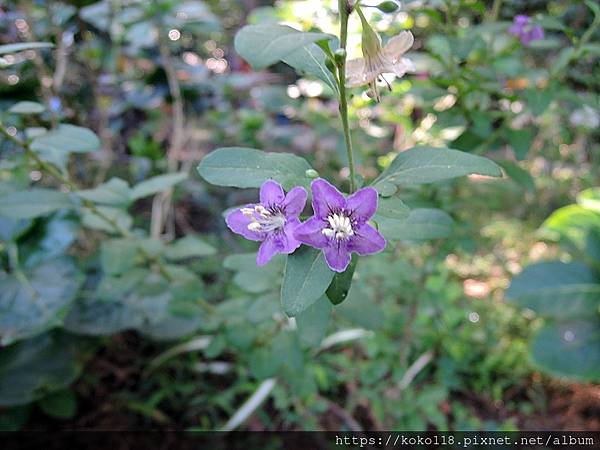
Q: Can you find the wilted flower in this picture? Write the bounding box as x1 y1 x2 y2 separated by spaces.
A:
508 15 544 45
346 7 414 101
294 178 386 272
226 180 307 266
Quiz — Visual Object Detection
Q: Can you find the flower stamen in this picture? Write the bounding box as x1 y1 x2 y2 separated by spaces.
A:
246 205 286 233
322 213 354 240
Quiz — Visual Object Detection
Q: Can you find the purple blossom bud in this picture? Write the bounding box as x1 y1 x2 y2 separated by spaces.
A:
226 180 307 266
508 14 545 46
294 178 386 273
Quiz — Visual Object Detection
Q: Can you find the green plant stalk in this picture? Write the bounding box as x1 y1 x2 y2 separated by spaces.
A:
0 123 173 281
489 0 503 22
337 0 357 193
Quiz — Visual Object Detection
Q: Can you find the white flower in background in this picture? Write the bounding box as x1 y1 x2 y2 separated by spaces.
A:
569 105 600 129
346 7 415 101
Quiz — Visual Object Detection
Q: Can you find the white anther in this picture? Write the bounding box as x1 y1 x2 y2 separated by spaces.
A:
322 228 335 238
322 213 354 240
247 222 262 232
241 207 255 216
255 205 270 217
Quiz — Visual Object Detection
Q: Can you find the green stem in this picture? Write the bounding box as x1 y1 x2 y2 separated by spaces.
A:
337 0 357 193
0 122 173 281
489 0 503 22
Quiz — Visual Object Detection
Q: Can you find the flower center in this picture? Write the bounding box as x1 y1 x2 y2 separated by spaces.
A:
242 205 286 233
322 213 354 240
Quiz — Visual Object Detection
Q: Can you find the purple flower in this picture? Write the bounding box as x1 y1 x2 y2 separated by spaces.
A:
294 178 386 273
509 15 544 45
226 180 307 266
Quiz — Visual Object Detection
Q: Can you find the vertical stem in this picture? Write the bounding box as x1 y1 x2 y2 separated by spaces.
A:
489 0 503 22
337 0 357 193
151 35 186 239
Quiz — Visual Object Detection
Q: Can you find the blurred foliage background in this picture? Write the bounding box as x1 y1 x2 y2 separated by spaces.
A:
0 0 599 432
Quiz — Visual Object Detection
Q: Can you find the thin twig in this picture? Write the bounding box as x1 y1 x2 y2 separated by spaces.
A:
150 37 186 239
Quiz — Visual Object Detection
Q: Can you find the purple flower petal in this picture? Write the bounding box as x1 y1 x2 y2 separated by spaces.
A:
324 242 351 272
346 187 378 221
529 26 544 41
283 186 307 216
279 217 303 253
514 15 530 26
508 24 522 36
257 236 279 266
311 178 346 218
347 223 386 256
294 216 329 249
226 206 263 241
260 180 285 206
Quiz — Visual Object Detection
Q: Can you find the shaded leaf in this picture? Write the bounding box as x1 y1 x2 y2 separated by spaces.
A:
0 189 73 219
531 320 600 382
296 295 332 346
129 172 188 201
8 101 45 115
281 246 334 317
0 333 83 406
0 258 82 346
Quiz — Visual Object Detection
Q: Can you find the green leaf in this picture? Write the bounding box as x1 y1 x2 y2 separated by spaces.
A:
578 188 600 213
141 272 205 341
376 196 410 220
129 172 188 201
198 147 313 191
0 42 54 55
296 295 331 346
234 24 333 70
553 47 575 74
377 208 454 241
246 292 281 324
39 389 77 419
0 217 32 242
530 320 600 382
326 255 357 305
0 333 83 406
164 235 216 260
506 261 600 319
81 206 132 233
496 160 535 192
76 178 131 206
282 42 338 92
19 214 78 268
506 128 534 160
0 258 82 346
336 285 383 330
64 270 173 336
585 0 600 17
100 238 143 276
542 205 600 247
31 124 100 154
281 246 334 317
8 101 45 115
0 189 73 219
372 146 502 190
